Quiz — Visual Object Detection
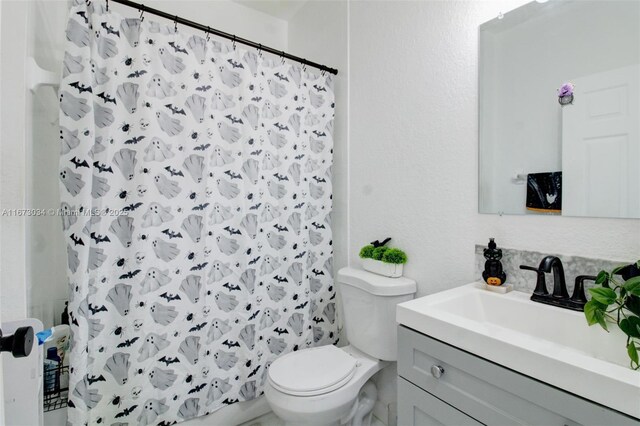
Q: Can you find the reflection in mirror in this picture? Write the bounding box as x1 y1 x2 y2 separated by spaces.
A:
479 0 640 218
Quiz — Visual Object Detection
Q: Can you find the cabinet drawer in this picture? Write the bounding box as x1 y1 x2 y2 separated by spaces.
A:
398 377 482 426
398 326 638 426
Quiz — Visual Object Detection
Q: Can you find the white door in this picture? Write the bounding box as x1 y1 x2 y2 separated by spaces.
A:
1 319 43 426
562 64 640 218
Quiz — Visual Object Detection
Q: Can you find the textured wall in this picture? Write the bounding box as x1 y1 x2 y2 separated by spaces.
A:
349 0 491 297
348 0 640 299
348 3 638 421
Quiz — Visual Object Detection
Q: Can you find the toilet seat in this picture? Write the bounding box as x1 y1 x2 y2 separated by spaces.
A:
268 345 358 397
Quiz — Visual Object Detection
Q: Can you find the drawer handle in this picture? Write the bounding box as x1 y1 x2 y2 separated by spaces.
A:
430 365 445 379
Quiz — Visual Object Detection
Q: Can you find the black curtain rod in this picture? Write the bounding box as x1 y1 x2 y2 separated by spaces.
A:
109 0 338 75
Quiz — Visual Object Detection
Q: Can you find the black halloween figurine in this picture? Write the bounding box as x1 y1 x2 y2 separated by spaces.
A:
482 238 507 286
370 237 391 248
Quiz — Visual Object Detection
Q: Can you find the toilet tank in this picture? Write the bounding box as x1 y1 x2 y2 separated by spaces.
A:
337 267 416 361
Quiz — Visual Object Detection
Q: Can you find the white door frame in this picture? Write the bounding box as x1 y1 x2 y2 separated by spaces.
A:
0 0 6 421
1 1 31 422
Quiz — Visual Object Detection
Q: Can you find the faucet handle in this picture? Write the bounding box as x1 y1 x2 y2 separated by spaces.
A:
520 265 548 296
520 265 538 272
570 275 597 309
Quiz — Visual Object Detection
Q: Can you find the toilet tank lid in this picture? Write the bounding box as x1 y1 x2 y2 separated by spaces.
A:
338 267 416 296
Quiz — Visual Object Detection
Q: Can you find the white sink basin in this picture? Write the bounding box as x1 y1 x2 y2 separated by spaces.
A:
396 282 640 419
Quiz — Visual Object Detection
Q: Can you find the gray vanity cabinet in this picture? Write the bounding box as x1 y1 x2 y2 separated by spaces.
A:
398 377 482 425
397 326 639 426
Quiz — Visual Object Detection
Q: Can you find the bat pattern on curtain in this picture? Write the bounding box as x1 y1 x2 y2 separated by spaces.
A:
59 1 337 424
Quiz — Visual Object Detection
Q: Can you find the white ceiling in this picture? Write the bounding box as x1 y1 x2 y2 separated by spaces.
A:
232 0 310 21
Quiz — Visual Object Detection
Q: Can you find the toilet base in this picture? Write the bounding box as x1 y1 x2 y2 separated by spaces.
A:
272 380 378 426
338 380 377 426
265 346 385 426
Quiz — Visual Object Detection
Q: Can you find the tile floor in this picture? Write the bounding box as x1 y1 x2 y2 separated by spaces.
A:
240 411 386 426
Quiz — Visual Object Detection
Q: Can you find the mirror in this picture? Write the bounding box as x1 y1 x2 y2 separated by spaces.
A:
479 0 640 218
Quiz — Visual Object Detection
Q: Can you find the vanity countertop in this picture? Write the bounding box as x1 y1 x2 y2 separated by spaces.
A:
396 283 640 419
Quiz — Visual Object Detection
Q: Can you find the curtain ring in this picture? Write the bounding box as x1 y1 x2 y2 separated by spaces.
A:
205 26 211 41
280 51 285 65
257 44 262 57
174 16 178 32
232 35 237 50
139 5 145 21
302 59 307 72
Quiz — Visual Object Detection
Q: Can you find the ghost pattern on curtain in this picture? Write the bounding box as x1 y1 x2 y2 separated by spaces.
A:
59 1 337 424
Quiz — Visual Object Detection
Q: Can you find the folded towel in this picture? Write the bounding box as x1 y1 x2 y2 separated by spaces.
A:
526 172 562 213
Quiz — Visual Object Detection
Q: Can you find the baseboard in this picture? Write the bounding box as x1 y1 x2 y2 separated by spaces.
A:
373 401 398 426
373 401 388 425
388 401 397 426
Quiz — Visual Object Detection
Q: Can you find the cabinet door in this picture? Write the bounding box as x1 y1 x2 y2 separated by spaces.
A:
398 377 482 426
398 326 637 426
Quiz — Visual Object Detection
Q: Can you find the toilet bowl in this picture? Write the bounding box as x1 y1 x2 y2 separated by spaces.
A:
264 345 386 426
264 267 417 426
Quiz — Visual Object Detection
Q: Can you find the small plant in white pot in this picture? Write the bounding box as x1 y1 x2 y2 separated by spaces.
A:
359 240 408 278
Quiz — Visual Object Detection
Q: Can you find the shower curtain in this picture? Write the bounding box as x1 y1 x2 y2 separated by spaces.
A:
59 1 336 424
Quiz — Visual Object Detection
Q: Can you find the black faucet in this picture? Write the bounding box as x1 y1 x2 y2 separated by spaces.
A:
539 256 569 299
520 256 596 312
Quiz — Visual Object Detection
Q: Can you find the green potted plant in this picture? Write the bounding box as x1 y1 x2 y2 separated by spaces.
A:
584 260 640 370
359 239 408 278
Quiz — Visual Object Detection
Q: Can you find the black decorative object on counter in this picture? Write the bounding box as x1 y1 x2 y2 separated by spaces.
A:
482 238 507 286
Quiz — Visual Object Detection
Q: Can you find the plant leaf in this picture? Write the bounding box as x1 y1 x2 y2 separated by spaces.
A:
358 245 375 259
595 271 609 285
624 276 640 296
588 287 617 306
627 341 639 366
584 300 608 331
619 316 640 338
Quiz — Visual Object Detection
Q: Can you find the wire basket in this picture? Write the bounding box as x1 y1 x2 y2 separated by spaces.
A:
43 364 69 412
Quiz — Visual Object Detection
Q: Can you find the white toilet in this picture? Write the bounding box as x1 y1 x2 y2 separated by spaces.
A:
264 267 416 426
